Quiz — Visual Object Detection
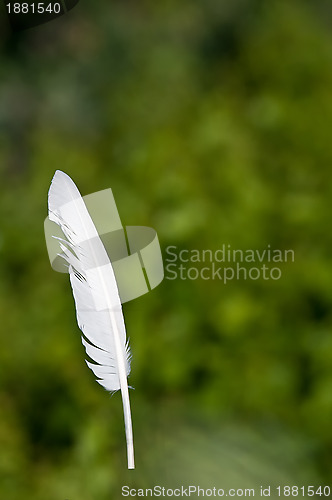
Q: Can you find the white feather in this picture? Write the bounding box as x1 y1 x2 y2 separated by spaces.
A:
48 170 135 469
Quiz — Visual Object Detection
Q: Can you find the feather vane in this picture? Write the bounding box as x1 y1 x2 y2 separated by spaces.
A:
48 170 134 469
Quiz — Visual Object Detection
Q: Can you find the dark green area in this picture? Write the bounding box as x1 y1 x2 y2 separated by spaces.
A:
0 0 331 497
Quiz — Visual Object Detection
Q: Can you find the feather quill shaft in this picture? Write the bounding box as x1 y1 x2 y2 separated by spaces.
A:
48 170 134 469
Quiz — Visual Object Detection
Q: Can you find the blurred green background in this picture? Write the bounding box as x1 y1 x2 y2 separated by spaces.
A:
0 0 332 498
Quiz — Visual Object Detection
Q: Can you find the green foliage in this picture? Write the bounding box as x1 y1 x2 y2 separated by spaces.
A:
0 0 331 497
